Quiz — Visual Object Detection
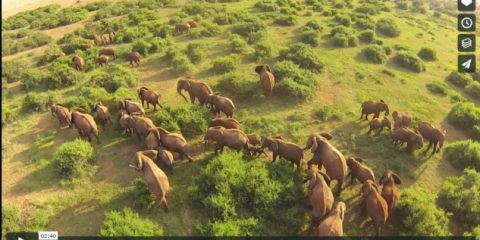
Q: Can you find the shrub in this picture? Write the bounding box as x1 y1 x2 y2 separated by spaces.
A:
229 34 250 54
47 61 84 89
21 69 50 90
418 47 437 61
376 18 401 37
185 43 207 63
212 55 240 74
37 44 64 66
132 39 153 56
22 92 57 113
448 102 480 139
439 168 480 228
447 72 473 88
394 52 426 73
434 11 442 18
330 26 349 36
149 37 169 54
189 22 221 38
314 106 343 121
190 151 305 235
91 64 139 92
466 82 480 100
274 60 318 100
396 188 450 236
132 177 156 209
94 3 130 20
299 30 320 47
216 71 259 100
443 140 480 171
356 4 379 15
358 30 376 43
279 43 324 72
254 0 278 12
274 14 297 26
332 33 348 47
153 105 209 137
304 19 322 31
426 81 450 96
2 59 28 83
114 27 149 43
171 54 194 75
334 14 351 27
356 17 376 30
100 208 163 236
253 42 274 60
2 204 21 233
362 45 387 64
231 18 266 43
53 139 94 179
213 11 248 25
127 8 158 25
2 31 52 56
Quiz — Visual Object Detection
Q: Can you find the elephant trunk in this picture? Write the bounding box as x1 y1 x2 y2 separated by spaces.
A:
177 85 188 102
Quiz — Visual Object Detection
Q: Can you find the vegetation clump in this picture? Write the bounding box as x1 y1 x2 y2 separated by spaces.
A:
376 18 401 37
100 208 164 236
417 47 438 61
153 105 210 138
53 139 94 179
394 52 426 73
362 45 387 64
448 102 480 139
443 140 480 171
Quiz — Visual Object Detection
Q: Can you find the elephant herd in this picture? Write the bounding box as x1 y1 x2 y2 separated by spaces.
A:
174 20 199 35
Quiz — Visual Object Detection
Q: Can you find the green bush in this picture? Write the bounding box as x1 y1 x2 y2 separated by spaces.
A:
418 47 437 61
439 168 480 228
314 106 344 121
190 151 305 236
279 43 324 72
2 204 21 233
46 61 84 89
149 37 170 53
466 82 480 100
100 208 163 236
394 52 426 73
376 18 401 37
216 71 258 100
53 139 94 179
189 22 221 38
82 1 111 11
213 11 249 25
332 33 348 47
330 26 349 36
153 105 209 138
94 3 130 20
356 17 376 30
299 30 320 47
115 27 149 43
447 72 473 88
358 30 376 43
356 4 379 15
443 140 480 171
2 59 28 83
304 19 322 31
2 31 52 56
426 81 450 96
91 64 139 93
185 43 207 63
464 225 480 239
37 44 64 66
171 54 194 75
212 55 240 74
362 45 387 64
132 177 156 209
229 34 250 54
448 102 480 139
334 14 351 27
274 60 318 100
396 187 450 236
127 8 158 25
254 0 278 12
253 42 274 60
65 87 112 112
274 14 297 26
231 18 266 43
21 69 50 90
22 92 57 113
132 39 153 56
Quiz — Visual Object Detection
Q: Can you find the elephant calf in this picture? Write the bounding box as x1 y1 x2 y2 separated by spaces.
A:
247 145 267 157
177 77 213 107
255 64 276 97
418 122 446 155
391 127 423 153
392 111 412 129
51 104 71 128
368 117 391 134
148 127 194 162
128 115 156 141
204 126 249 155
92 102 110 129
119 110 132 135
206 93 236 118
346 157 375 185
379 170 402 213
128 51 141 67
137 87 163 111
156 147 175 172
209 117 241 130
262 137 303 168
119 99 145 116
130 150 170 212
71 108 100 143
246 134 262 146
316 202 346 236
96 55 109 66
361 180 388 236
360 100 389 120
304 169 334 227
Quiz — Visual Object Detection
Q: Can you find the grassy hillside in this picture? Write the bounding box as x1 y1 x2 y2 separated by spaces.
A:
2 0 480 237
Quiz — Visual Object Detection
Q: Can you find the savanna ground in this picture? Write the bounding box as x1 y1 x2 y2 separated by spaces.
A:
2 0 479 237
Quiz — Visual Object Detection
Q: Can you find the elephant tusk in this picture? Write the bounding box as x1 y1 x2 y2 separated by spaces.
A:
302 178 309 184
128 164 137 169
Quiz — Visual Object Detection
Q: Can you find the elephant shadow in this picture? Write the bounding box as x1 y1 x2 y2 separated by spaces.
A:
49 199 106 235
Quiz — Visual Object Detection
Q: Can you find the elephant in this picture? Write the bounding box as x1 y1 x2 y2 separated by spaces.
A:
262 137 303 168
137 87 163 111
360 100 389 120
204 126 249 155
418 122 446 155
79 43 93 50
360 180 388 236
346 157 375 185
156 146 175 172
50 104 71 128
128 51 141 67
303 169 334 227
391 127 423 153
148 127 194 161
52 52 66 61
119 110 133 135
72 55 84 71
175 23 190 34
108 31 116 43
118 99 145 116
71 108 100 143
130 150 170 212
127 115 156 141
188 20 198 28
101 34 109 45
92 102 110 129
379 170 402 213
177 77 213 106
246 145 267 157
209 117 241 130
255 64 275 97
392 111 412 129
316 202 346 236
304 133 347 196
95 55 109 66
99 47 116 59
246 134 262 146
206 93 236 118
368 117 391 134
92 34 103 46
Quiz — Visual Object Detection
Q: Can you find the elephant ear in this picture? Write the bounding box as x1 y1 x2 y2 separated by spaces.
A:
354 157 363 163
150 128 161 142
391 172 402 184
378 174 386 185
310 137 319 154
254 65 263 74
269 140 279 153
307 171 318 191
320 132 333 140
318 171 331 187
380 99 385 103
265 64 272 73
371 182 380 193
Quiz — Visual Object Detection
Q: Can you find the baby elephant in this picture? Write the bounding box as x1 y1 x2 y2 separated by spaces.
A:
392 128 423 153
346 157 375 185
316 202 346 236
418 122 446 155
246 145 267 157
361 180 388 236
246 133 262 146
368 117 391 134
304 169 334 228
378 170 402 213
156 146 175 172
262 137 303 168
392 111 412 129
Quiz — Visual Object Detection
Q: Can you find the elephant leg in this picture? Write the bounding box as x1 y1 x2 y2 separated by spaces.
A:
374 222 381 237
161 197 169 212
189 94 195 104
367 127 372 134
95 132 101 144
432 142 438 155
214 143 222 155
364 113 369 120
272 153 278 162
335 178 343 196
359 112 364 120
136 132 142 142
153 103 156 111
